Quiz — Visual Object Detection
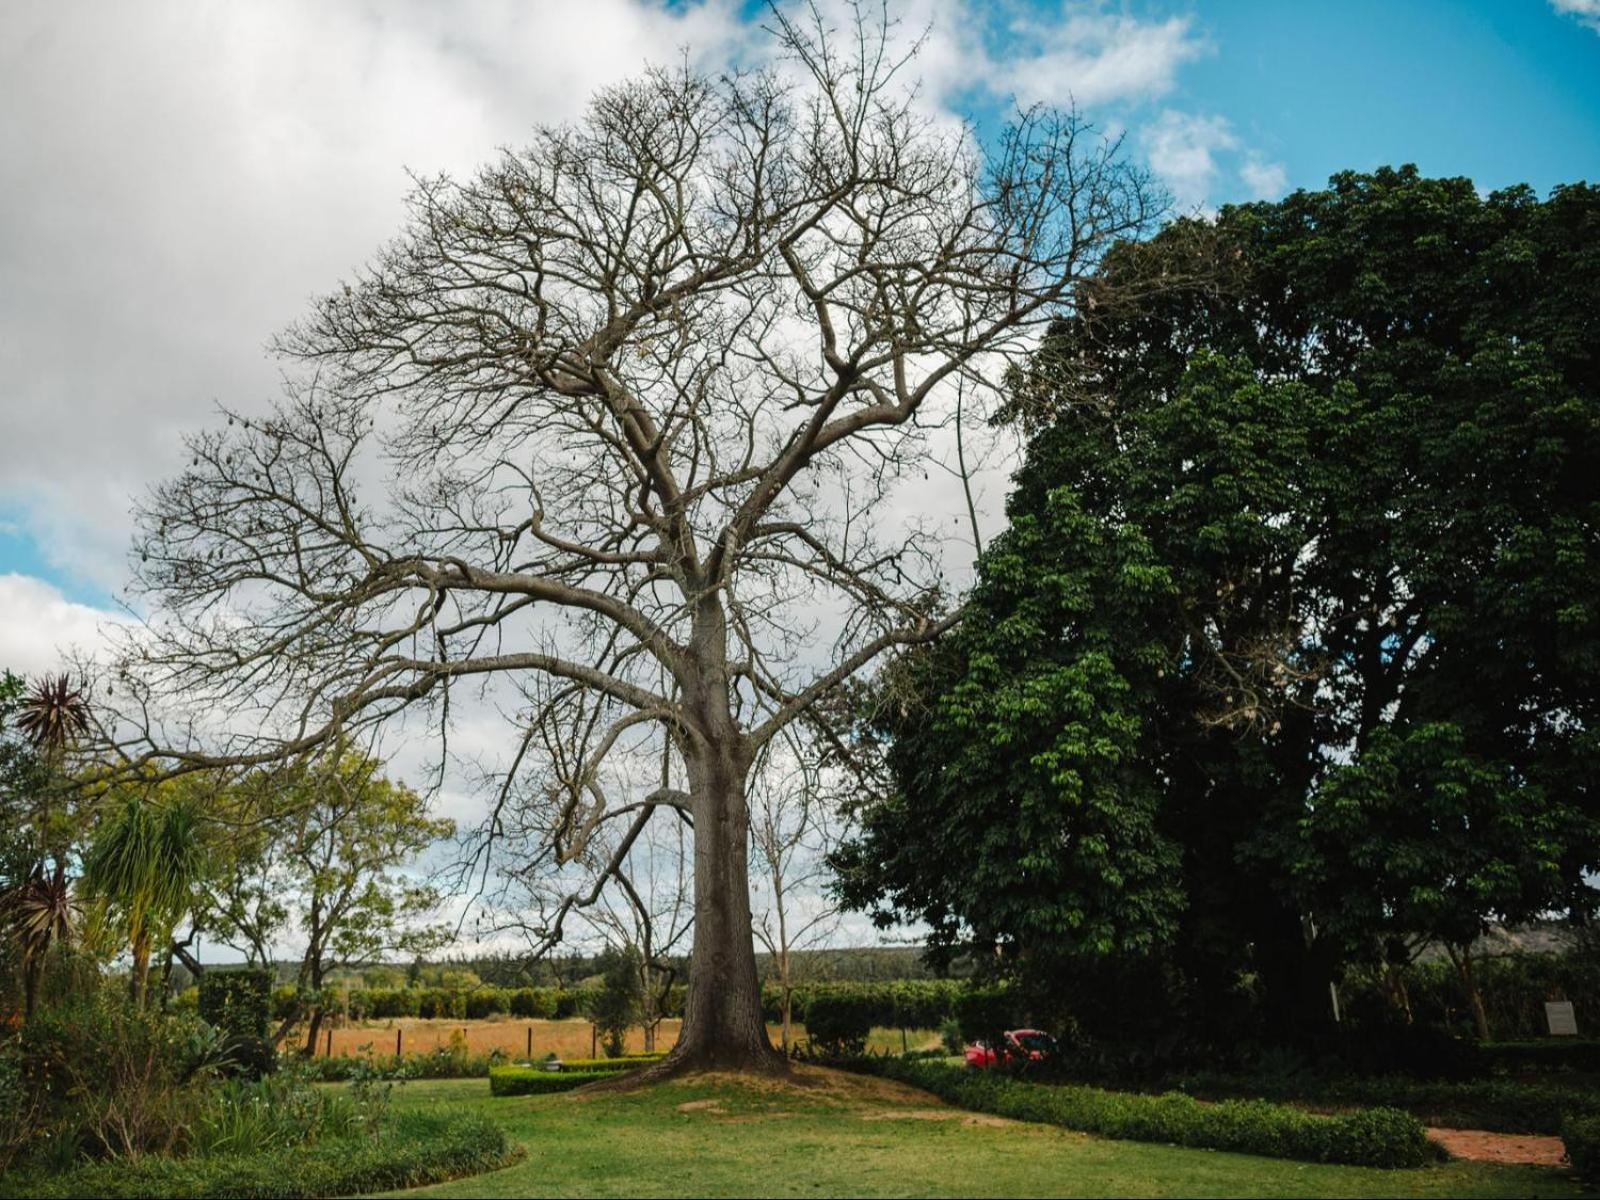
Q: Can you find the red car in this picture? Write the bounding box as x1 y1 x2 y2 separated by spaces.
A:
964 1028 1058 1069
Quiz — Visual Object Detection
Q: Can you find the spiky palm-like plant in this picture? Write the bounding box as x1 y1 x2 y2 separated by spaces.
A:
2 674 91 1017
15 675 90 759
84 795 206 1008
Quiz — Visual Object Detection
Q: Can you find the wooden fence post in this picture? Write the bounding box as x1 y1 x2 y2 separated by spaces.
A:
396 1028 403 1060
527 1026 532 1058
325 1027 333 1058
591 1024 597 1059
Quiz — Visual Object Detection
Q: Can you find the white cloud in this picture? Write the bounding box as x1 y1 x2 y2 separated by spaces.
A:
1551 0 1600 33
1240 155 1290 200
0 573 123 677
997 8 1208 109
1140 109 1238 210
0 0 746 594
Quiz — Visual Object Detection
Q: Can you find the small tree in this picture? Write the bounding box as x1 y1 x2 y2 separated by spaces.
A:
587 945 643 1058
82 788 207 1008
275 746 454 1055
750 733 844 1052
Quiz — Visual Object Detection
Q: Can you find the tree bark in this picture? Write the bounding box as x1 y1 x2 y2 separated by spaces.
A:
1451 944 1491 1041
651 736 784 1075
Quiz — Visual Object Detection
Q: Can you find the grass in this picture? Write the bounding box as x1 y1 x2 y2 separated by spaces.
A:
375 1072 1590 1199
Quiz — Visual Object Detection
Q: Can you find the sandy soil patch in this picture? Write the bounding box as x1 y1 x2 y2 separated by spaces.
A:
1427 1127 1568 1168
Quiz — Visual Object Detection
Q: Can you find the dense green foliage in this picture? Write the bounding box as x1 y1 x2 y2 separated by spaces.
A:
1165 1071 1600 1137
198 969 274 1077
488 1067 607 1095
586 947 644 1058
801 992 879 1056
838 167 1600 1049
1563 1114 1600 1180
843 1058 1440 1168
0 1109 513 1199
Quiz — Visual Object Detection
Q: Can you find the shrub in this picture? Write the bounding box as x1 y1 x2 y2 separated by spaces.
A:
198 970 275 1080
1481 1039 1600 1075
940 1018 964 1056
585 949 642 1058
508 988 559 1019
803 993 877 1057
15 989 229 1162
1564 1113 1600 1179
954 986 1017 1047
1311 1019 1483 1082
464 989 507 1020
1168 1070 1600 1136
842 1058 1440 1169
488 1066 610 1096
0 1109 513 1199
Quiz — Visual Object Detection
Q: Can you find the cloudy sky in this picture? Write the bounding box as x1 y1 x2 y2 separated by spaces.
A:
2 0 1597 670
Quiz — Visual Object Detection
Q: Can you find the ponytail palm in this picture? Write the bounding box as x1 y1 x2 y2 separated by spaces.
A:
84 794 206 1007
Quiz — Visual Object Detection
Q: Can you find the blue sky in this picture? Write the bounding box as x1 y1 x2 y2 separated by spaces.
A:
1 0 1598 630
1185 0 1600 201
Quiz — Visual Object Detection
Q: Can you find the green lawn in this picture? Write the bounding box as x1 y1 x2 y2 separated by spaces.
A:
376 1073 1590 1199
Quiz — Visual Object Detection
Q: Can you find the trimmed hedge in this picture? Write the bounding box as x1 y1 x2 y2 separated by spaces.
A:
489 1066 608 1096
488 1054 666 1095
1170 1071 1600 1137
1564 1114 1600 1179
0 1110 513 1199
844 1058 1440 1169
1481 1039 1600 1075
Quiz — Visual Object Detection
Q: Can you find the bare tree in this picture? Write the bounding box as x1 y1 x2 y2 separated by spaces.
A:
750 731 843 1052
112 3 1157 1073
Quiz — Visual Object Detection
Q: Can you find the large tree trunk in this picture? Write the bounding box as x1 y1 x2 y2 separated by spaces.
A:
653 738 784 1076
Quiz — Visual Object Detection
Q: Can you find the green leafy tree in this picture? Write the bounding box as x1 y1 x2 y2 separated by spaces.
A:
839 167 1600 1045
277 747 454 1055
586 945 643 1058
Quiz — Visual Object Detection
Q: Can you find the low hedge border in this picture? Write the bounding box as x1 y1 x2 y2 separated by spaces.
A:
1564 1114 1600 1179
0 1110 515 1199
1481 1039 1600 1075
489 1066 611 1095
488 1054 667 1095
844 1058 1441 1169
1169 1071 1600 1137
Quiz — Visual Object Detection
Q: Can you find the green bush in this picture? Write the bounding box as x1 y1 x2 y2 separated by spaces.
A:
488 1066 610 1096
1563 1113 1600 1179
508 988 559 1019
954 986 1017 1045
15 989 229 1161
198 970 275 1080
803 993 877 1056
1481 1038 1600 1075
844 1059 1440 1168
1170 1070 1600 1136
0 1109 512 1199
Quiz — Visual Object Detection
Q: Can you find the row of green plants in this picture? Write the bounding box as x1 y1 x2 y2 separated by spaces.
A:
0 1108 514 1199
1165 1071 1600 1137
841 1057 1441 1169
487 1053 668 1096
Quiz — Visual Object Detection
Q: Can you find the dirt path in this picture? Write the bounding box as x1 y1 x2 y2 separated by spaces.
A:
1428 1127 1568 1167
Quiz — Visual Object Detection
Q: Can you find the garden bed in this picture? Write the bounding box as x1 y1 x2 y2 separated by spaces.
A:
0 1110 516 1199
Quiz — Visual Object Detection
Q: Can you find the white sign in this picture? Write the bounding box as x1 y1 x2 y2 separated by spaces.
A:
1546 1001 1578 1037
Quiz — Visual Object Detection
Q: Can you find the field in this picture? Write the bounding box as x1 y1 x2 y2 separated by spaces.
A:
373 1073 1589 1199
317 1017 934 1061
